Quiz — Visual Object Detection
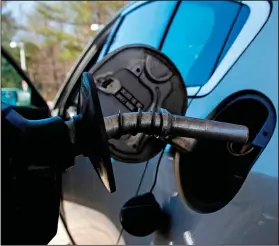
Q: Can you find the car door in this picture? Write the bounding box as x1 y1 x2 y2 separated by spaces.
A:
138 1 277 245
1 47 50 120
51 0 262 245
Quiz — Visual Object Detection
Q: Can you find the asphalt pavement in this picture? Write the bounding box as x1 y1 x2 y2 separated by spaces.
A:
48 201 125 245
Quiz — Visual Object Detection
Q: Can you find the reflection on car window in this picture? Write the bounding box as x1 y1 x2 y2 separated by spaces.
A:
104 1 249 89
107 1 177 52
1 56 31 106
162 1 250 87
217 4 250 65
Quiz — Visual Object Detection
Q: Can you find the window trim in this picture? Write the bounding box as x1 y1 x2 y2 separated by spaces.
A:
197 1 272 97
121 1 148 16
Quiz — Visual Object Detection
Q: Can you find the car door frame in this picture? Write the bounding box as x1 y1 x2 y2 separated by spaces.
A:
1 47 50 118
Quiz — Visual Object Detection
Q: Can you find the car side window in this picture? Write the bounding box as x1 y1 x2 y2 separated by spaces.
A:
161 1 250 87
107 1 177 53
1 55 31 106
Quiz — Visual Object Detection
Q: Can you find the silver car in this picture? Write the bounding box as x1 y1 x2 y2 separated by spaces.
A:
2 1 277 245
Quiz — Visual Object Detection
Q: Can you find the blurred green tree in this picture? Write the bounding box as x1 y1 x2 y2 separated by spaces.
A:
1 1 127 100
1 1 21 62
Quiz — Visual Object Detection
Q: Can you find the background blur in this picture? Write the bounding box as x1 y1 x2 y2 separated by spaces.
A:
1 1 127 101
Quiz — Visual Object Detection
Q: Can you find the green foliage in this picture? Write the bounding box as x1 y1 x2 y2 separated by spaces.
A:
1 4 21 62
1 10 16 45
1 1 127 100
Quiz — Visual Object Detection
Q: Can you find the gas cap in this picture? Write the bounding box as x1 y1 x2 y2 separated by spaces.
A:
120 192 165 237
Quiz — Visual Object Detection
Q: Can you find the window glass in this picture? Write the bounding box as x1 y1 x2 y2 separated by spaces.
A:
217 4 250 65
161 1 249 87
1 56 31 106
107 1 177 53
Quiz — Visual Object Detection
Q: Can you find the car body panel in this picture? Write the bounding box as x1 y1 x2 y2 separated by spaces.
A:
197 0 272 97
147 2 278 244
4 0 275 244
60 1 278 245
